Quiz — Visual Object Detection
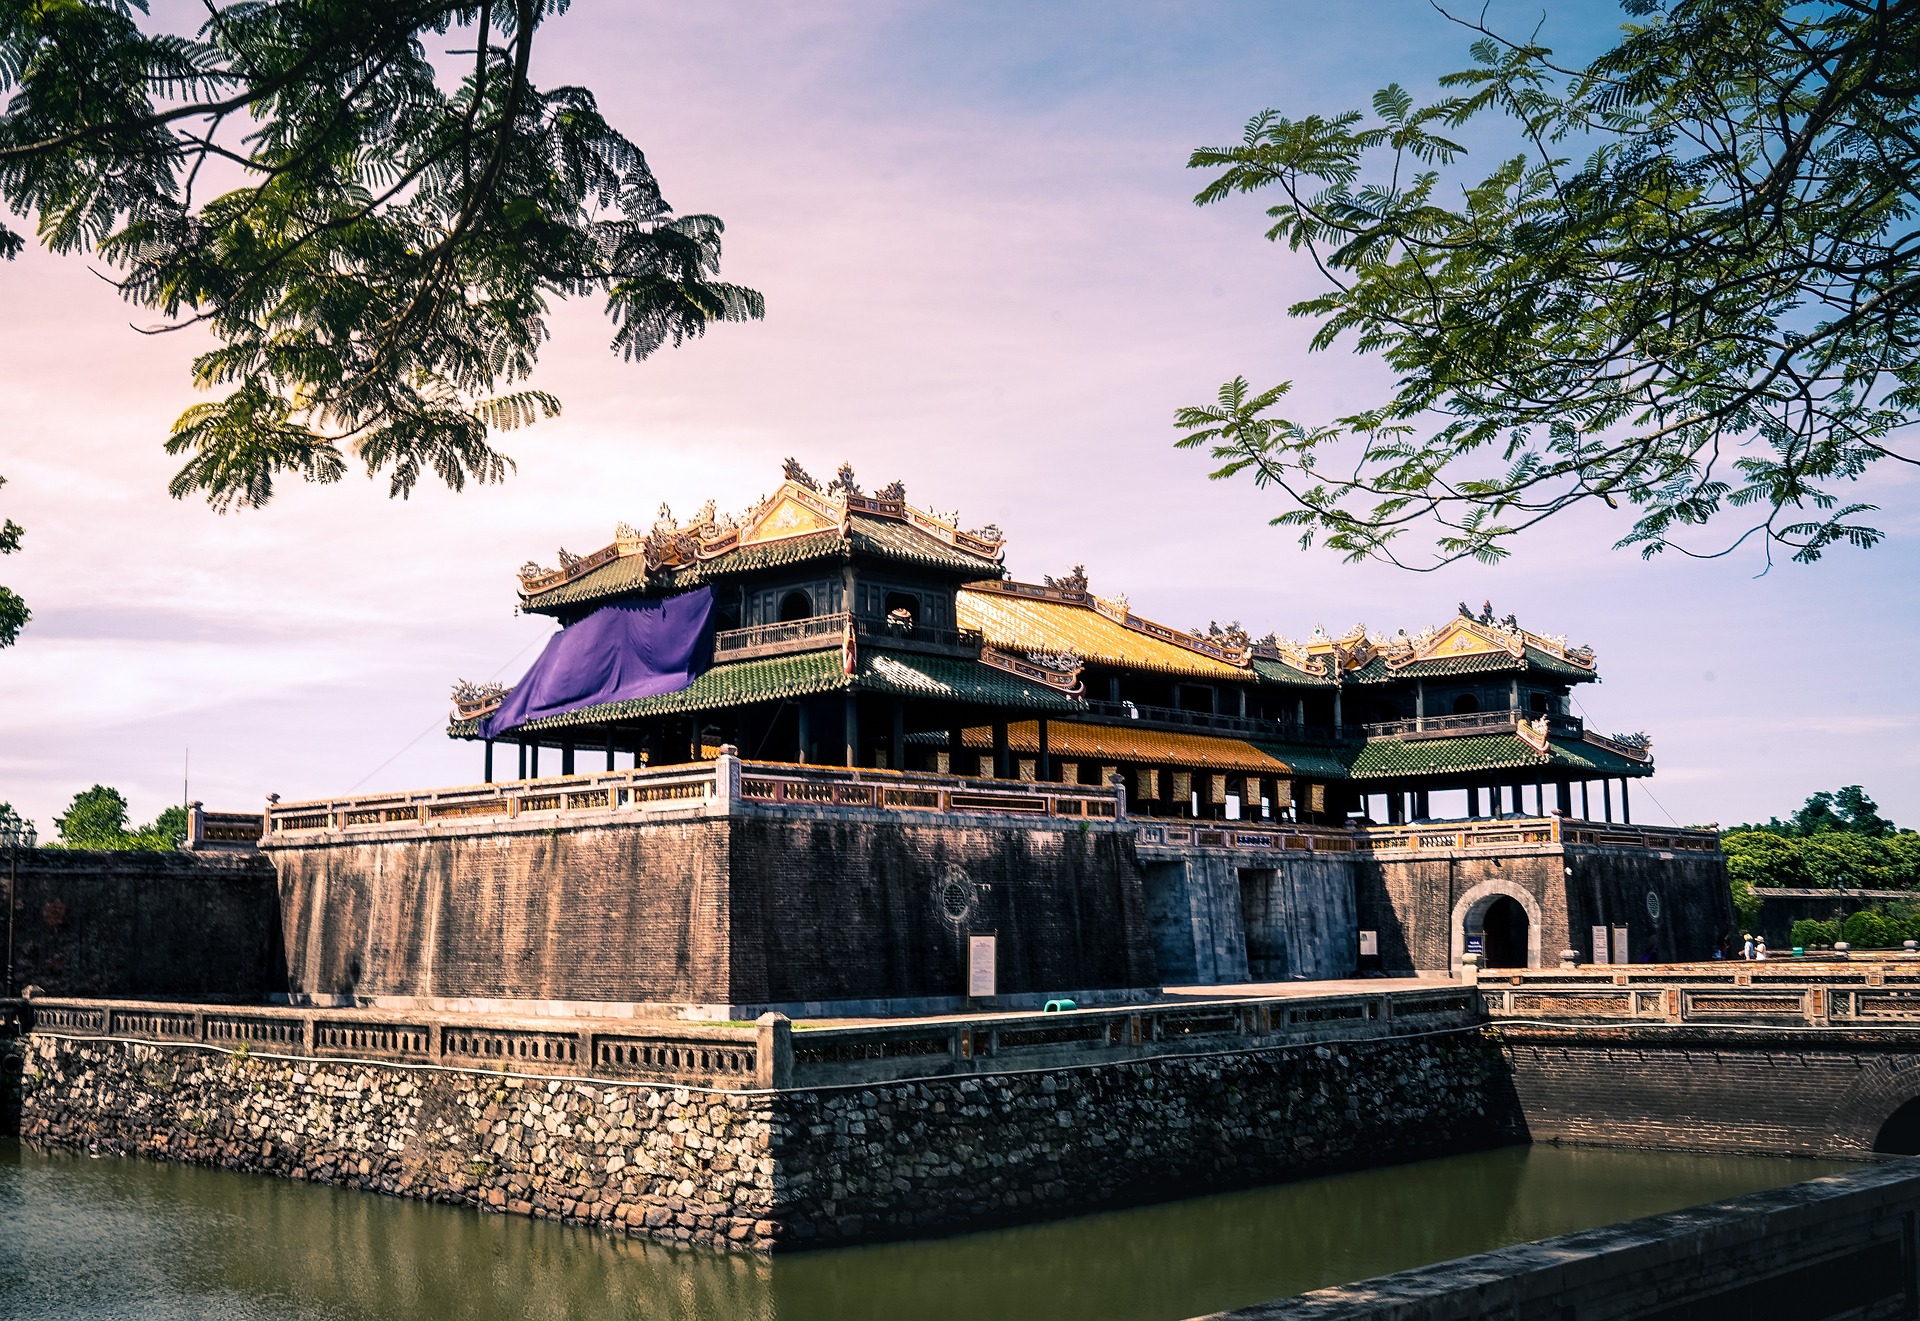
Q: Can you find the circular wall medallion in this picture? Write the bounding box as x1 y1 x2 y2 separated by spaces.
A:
937 864 975 924
1646 889 1662 920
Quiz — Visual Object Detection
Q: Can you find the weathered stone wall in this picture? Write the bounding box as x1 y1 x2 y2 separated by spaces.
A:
773 1032 1521 1246
15 1021 1519 1251
275 805 1159 1013
1499 1024 1920 1157
1136 850 1357 985
726 814 1154 1007
17 1033 779 1249
1218 1160 1920 1321
1355 845 1733 973
4 849 280 999
276 816 735 1006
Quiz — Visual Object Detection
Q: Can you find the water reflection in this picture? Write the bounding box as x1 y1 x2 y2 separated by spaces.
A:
0 1139 1858 1321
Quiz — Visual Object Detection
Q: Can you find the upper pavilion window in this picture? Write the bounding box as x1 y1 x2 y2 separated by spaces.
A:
884 590 920 632
1453 693 1480 715
778 589 814 623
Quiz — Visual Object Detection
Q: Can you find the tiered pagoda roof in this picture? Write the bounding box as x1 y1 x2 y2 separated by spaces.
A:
453 460 1652 795
518 477 1006 618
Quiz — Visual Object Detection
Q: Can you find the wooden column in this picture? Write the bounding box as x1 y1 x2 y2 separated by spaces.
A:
992 722 1010 779
1581 780 1591 820
1037 718 1052 782
1602 779 1613 822
1556 780 1572 814
517 740 527 780
530 743 541 777
1467 785 1481 817
1295 697 1306 726
1388 792 1404 825
606 726 617 772
561 738 575 776
948 717 968 777
889 699 905 772
1621 778 1632 824
1415 680 1426 732
796 704 811 764
483 739 494 784
843 694 858 768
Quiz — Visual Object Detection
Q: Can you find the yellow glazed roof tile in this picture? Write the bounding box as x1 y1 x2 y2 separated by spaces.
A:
961 721 1295 773
956 589 1247 679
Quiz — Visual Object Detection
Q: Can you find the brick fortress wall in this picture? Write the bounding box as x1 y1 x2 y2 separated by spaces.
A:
1356 846 1734 973
274 803 1159 1014
3 849 280 1000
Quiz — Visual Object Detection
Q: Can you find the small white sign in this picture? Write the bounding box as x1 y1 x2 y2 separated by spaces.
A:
1359 930 1379 957
1592 925 1611 966
1612 925 1631 965
968 936 997 998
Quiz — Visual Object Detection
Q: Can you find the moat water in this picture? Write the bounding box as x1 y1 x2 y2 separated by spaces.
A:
0 1138 1859 1321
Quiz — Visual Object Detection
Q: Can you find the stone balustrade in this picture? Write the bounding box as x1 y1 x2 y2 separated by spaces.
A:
15 985 1484 1092
1483 962 1920 1029
262 754 1125 841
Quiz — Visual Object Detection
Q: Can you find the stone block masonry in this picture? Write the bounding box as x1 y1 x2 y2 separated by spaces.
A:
18 1034 781 1250
4 848 280 1000
772 1033 1521 1245
12 988 1515 1252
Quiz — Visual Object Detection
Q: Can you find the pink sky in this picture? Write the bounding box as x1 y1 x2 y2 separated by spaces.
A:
3 1 1916 835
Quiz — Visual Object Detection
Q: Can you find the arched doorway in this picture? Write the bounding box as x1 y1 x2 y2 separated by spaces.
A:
1452 693 1480 715
778 589 814 622
1450 881 1543 971
1480 896 1530 968
1876 1097 1920 1154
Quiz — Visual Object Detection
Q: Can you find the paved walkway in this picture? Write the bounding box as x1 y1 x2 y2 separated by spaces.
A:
812 974 1461 1028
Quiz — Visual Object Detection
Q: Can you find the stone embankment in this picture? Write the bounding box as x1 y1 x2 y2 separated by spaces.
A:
11 987 1506 1252
19 1035 779 1249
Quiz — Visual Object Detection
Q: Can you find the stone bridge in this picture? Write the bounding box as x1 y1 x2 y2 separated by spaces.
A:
1486 961 1920 1158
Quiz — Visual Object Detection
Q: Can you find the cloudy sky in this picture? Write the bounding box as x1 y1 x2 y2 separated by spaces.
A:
2 1 1915 836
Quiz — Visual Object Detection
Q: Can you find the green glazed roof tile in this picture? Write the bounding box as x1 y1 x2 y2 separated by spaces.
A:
1246 742 1353 779
452 645 1080 739
854 650 1086 711
1543 737 1652 775
521 515 1003 616
1250 656 1341 688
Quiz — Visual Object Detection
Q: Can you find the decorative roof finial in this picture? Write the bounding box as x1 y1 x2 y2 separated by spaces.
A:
877 478 906 502
782 457 818 490
1045 565 1090 594
825 462 861 498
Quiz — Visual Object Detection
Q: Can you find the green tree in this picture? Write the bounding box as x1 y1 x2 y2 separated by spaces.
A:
53 784 133 848
1178 0 1919 569
1723 829 1808 889
50 786 185 851
0 800 34 844
0 471 22 647
147 804 189 849
1801 832 1894 889
1790 918 1838 949
0 2 762 511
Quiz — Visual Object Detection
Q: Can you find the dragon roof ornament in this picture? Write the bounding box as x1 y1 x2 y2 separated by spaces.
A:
517 464 1008 598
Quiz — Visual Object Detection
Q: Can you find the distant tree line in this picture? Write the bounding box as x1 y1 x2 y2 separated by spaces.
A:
0 787 186 851
1725 786 1920 941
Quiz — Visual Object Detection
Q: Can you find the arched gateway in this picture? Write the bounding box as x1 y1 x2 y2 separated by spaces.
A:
1451 880 1542 971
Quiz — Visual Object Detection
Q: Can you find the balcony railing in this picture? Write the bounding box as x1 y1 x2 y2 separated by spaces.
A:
262 755 1122 839
1361 709 1584 740
1079 699 1353 746
712 612 984 661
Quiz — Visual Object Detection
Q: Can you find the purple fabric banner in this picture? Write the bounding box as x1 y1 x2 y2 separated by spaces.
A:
481 588 715 737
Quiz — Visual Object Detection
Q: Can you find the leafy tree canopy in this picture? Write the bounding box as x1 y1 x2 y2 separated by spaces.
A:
1739 783 1897 837
51 784 184 851
0 470 23 647
0 799 34 844
0 1 763 511
1178 0 1919 570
